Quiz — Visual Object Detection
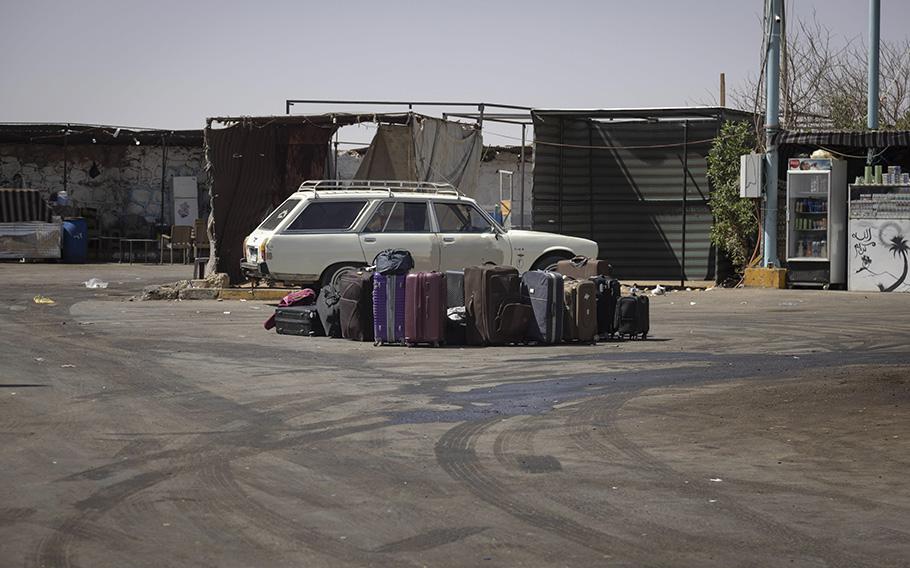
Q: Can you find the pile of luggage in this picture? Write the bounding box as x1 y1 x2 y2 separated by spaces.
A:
267 250 649 346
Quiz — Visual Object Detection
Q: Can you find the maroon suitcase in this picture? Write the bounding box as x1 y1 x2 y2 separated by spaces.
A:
405 271 446 347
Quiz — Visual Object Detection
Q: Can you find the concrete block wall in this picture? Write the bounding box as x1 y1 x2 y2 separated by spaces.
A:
0 143 207 235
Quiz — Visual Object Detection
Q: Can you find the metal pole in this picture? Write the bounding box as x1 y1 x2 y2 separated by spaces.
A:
720 73 726 107
681 121 688 287
62 125 68 193
334 134 339 180
519 124 527 229
763 0 782 268
867 0 881 163
160 134 167 226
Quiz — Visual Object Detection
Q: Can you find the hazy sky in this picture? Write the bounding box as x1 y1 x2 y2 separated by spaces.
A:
2 0 908 145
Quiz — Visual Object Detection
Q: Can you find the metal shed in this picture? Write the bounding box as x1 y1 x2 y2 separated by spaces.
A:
532 107 754 282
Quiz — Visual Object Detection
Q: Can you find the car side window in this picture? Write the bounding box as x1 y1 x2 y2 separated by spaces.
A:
433 202 493 233
285 200 367 231
258 198 300 231
363 201 430 233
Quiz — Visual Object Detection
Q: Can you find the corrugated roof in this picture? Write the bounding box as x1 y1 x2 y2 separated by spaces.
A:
0 123 203 146
773 129 910 147
532 107 755 122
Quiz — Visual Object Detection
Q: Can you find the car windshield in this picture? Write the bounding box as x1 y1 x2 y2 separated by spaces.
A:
257 198 300 231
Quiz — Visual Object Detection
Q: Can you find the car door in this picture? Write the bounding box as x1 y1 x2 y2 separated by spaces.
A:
357 200 439 270
432 201 510 271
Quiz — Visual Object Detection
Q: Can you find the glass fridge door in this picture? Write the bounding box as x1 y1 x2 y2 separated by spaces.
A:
788 172 829 259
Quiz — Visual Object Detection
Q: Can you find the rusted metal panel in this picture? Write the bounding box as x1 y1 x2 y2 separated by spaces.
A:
204 120 336 283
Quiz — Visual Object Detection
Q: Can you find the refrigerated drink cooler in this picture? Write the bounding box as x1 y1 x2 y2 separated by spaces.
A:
785 158 847 288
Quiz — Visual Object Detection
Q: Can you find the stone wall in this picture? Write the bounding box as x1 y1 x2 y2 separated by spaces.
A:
0 143 207 236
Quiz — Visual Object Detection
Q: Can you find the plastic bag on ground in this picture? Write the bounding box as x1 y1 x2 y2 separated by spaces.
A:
84 278 109 289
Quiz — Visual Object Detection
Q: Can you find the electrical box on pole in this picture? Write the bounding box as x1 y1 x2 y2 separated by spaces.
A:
740 153 763 198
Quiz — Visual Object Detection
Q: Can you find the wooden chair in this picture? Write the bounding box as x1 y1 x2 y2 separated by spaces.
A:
192 218 210 260
159 225 193 264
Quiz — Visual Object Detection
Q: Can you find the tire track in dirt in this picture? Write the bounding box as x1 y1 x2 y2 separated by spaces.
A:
569 394 858 568
198 457 425 567
32 417 390 568
490 404 717 555
435 418 659 563
17 314 394 568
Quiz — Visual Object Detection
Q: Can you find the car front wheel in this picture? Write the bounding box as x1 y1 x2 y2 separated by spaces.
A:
532 252 573 272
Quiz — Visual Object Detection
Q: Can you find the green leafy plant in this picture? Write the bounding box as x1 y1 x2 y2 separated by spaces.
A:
707 121 758 273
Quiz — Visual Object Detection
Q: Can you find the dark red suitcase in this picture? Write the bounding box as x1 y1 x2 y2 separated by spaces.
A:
405 271 446 347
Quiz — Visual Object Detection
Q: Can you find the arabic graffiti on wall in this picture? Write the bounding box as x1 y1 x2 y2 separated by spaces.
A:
849 220 910 292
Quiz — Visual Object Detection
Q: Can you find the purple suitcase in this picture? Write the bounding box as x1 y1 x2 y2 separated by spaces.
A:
405 272 446 347
373 273 406 345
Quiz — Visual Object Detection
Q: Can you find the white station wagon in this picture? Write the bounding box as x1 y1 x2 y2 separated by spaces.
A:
241 180 598 288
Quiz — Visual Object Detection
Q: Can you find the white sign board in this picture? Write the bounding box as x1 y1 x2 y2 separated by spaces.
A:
172 176 198 226
848 218 910 292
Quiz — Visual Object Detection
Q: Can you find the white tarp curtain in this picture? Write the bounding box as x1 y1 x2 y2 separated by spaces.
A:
0 222 61 259
354 116 483 196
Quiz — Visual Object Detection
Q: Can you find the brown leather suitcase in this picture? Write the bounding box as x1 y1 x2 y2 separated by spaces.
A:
563 278 597 343
555 256 612 279
464 266 531 346
405 271 446 346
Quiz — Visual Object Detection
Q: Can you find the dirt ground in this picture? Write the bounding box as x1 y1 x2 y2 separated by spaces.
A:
1 263 908 567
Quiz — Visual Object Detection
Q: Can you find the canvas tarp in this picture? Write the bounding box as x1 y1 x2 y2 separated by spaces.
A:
204 120 337 283
354 116 482 196
354 124 415 180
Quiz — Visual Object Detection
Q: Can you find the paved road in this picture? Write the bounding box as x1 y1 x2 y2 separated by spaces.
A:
1 264 908 567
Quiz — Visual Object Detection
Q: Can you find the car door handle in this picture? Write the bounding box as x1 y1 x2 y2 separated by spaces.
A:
442 237 455 243
363 237 376 243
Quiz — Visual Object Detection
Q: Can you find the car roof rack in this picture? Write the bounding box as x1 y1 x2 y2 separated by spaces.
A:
297 179 463 199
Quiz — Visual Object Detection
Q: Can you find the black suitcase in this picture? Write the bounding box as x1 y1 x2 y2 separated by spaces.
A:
339 271 374 342
614 295 649 339
446 270 465 309
591 275 621 338
316 285 343 338
521 270 564 344
274 305 325 337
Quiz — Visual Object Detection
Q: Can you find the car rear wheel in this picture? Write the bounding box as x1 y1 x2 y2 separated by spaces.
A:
320 263 362 290
532 252 572 272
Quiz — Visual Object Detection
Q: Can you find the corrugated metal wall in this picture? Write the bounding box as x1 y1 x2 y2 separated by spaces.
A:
532 114 721 281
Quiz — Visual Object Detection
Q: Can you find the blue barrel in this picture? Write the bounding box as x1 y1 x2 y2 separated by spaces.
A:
61 218 88 263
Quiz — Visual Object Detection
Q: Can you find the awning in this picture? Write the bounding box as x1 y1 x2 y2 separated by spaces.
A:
0 188 52 223
773 129 910 148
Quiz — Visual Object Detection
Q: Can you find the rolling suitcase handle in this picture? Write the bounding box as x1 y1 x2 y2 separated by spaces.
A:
569 256 589 267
